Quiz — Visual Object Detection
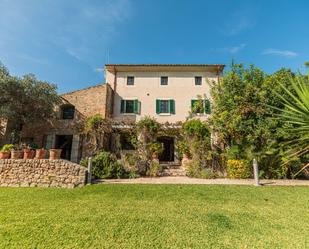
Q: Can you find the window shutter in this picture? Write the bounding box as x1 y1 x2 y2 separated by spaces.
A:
204 99 211 114
191 99 196 112
156 99 160 114
120 100 125 113
170 99 175 114
134 99 139 114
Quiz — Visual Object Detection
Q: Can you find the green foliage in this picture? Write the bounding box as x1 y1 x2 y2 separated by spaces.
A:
86 114 105 130
0 144 14 152
274 73 309 167
122 152 140 178
226 159 251 179
150 142 163 155
146 161 162 177
184 160 216 179
211 63 305 178
181 119 213 173
137 116 160 135
183 119 210 138
90 152 126 179
0 63 61 143
176 140 190 156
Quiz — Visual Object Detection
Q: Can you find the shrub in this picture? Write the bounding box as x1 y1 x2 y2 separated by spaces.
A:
184 160 217 179
81 152 127 179
146 161 162 177
184 160 201 178
199 168 217 179
150 142 163 155
0 144 14 152
122 153 139 178
176 140 190 157
227 159 251 179
183 119 210 138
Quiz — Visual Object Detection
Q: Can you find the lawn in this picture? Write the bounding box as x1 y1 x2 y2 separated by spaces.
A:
0 185 308 249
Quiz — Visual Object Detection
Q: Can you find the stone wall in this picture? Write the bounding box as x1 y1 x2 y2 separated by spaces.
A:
0 159 87 188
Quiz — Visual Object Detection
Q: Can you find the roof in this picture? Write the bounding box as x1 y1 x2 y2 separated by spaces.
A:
105 64 225 73
61 83 106 96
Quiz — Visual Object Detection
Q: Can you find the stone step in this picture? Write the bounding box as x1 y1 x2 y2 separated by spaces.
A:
161 164 182 169
161 168 186 177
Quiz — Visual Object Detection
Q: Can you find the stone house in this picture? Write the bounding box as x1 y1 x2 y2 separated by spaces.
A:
106 64 224 162
1 64 224 163
20 84 113 162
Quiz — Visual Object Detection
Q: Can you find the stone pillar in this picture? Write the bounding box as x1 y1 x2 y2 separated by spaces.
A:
71 134 80 163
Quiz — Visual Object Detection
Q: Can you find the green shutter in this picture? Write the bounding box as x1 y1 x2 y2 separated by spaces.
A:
156 99 160 114
120 100 125 113
191 99 196 112
205 100 211 114
170 99 175 114
134 99 139 114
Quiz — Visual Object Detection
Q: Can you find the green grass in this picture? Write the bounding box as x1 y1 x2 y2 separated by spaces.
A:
0 185 308 249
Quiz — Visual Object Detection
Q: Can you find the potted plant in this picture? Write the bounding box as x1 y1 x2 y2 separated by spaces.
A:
49 148 62 160
177 141 191 160
24 142 39 159
35 148 47 159
150 142 163 160
0 144 14 159
11 145 24 159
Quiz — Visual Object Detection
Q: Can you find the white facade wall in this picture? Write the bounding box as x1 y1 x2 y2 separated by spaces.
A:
106 69 219 123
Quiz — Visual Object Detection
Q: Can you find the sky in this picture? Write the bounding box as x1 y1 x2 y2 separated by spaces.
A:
0 0 308 93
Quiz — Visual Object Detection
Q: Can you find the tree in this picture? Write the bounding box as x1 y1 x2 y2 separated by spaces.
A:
0 63 61 143
210 63 303 178
274 73 309 176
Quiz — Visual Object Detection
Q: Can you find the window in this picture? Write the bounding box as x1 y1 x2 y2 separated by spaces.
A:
120 99 139 114
61 105 75 119
191 99 204 114
127 76 134 85
160 76 168 85
191 99 211 114
195 76 202 85
156 99 175 114
160 100 169 113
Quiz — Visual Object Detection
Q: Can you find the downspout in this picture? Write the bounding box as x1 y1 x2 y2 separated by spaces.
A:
111 66 117 117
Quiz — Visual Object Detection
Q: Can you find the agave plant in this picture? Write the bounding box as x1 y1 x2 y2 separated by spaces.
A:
275 73 309 175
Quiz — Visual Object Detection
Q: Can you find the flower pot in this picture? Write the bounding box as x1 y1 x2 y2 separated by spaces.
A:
23 149 35 159
152 153 158 160
49 149 62 160
35 149 47 159
182 153 190 160
11 150 24 159
0 151 10 159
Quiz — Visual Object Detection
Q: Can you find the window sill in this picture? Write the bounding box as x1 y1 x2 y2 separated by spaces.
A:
158 113 172 116
120 113 137 116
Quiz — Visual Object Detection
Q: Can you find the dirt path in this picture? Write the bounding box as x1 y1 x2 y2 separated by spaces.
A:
95 177 309 186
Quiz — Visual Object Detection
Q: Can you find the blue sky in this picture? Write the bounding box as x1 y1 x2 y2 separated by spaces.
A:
0 0 308 93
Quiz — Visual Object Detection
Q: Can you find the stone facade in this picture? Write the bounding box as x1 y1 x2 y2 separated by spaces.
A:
19 83 114 162
0 159 87 188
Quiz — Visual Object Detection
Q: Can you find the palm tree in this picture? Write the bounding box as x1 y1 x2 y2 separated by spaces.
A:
276 73 309 176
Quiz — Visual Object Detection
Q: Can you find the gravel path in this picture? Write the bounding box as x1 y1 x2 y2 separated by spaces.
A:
95 177 309 186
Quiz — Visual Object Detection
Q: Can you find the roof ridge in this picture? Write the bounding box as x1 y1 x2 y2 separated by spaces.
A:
61 83 106 96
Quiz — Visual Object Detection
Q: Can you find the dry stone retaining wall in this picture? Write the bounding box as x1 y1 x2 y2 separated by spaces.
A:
0 159 87 188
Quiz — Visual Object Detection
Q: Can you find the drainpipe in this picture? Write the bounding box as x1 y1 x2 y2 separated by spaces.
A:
111 66 117 117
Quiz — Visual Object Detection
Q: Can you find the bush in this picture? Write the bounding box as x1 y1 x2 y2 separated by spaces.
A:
122 153 139 178
184 160 217 179
146 161 162 177
227 159 251 179
183 119 210 138
0 144 14 152
184 160 201 178
199 168 217 179
80 152 127 179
